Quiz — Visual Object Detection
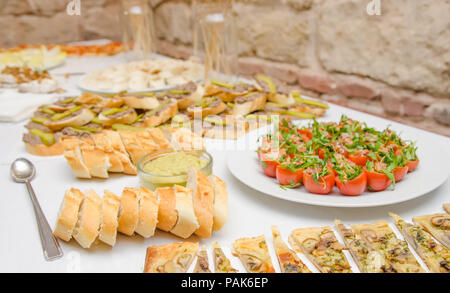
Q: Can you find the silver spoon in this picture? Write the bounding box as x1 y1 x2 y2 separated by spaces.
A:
10 158 63 261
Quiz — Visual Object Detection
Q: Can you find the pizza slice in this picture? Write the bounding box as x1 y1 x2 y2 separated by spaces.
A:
444 204 450 214
390 213 449 273
194 245 211 273
352 221 425 273
413 214 450 249
232 235 275 273
334 220 387 273
288 226 352 273
212 242 237 273
271 226 311 273
143 242 198 273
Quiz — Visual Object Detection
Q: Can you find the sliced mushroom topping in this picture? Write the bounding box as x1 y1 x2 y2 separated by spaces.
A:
431 215 450 229
302 238 319 253
241 255 262 272
360 229 378 243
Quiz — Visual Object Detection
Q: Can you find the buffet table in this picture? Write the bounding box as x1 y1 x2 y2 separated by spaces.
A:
0 50 449 273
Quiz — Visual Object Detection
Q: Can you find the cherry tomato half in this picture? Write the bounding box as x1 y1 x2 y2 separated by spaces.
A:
364 167 392 192
276 165 303 186
303 172 335 195
406 160 419 172
335 171 367 196
393 166 408 182
261 160 278 178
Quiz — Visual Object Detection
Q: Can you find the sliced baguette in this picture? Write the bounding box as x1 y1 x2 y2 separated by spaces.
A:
187 167 214 238
25 140 64 156
118 129 159 164
79 140 111 179
155 187 178 232
163 127 205 151
117 187 140 236
135 187 159 238
144 99 178 127
173 83 204 109
72 189 102 248
53 188 85 242
98 190 121 246
92 131 124 173
62 137 91 179
170 185 199 239
103 130 136 175
208 175 228 232
187 97 227 118
232 93 267 116
97 108 138 127
74 92 124 108
147 128 171 149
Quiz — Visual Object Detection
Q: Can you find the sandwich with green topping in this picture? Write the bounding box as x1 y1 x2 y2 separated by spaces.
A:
166 81 204 109
204 79 255 102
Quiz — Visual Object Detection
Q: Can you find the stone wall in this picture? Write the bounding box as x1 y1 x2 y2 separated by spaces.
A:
1 0 449 136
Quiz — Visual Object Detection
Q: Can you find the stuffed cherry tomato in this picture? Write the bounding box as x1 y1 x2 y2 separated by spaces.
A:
303 169 335 195
276 165 303 186
364 167 392 192
347 150 369 166
336 171 367 196
406 160 419 172
261 160 278 178
393 165 408 182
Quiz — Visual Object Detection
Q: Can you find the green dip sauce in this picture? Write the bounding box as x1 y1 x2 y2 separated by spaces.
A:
143 152 208 176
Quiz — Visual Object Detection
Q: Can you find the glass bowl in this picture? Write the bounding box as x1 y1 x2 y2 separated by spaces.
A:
137 148 213 190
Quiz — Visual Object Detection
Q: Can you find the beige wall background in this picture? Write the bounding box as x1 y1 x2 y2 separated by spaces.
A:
1 0 449 136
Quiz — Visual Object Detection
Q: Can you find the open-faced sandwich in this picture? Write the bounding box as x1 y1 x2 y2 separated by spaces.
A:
413 214 450 249
204 79 255 102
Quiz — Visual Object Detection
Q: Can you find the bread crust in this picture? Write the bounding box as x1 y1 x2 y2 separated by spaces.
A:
155 187 178 232
25 141 63 156
177 85 204 109
147 128 171 149
74 92 124 108
135 187 159 238
80 142 111 179
98 109 138 127
170 185 199 239
92 131 124 173
143 242 199 273
232 94 267 116
62 138 91 179
53 188 84 242
208 175 228 232
104 130 136 175
144 100 178 127
232 235 275 273
117 187 140 236
122 95 160 110
187 168 214 238
44 108 95 131
118 129 159 164
187 99 227 118
99 190 121 246
72 189 102 248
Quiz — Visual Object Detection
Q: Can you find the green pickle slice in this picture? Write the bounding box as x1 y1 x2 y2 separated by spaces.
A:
211 79 235 89
30 129 55 146
50 105 82 121
255 74 276 94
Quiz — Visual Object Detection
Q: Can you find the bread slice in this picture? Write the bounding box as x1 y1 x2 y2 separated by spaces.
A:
72 189 102 248
170 185 199 239
92 131 124 173
118 129 160 164
74 92 124 109
147 128 171 149
232 93 267 116
155 187 178 232
79 140 111 179
143 242 199 273
44 108 95 131
98 190 121 246
144 99 178 127
62 137 91 179
117 187 140 236
187 167 214 238
25 140 64 156
187 97 227 118
208 175 228 232
53 188 85 241
172 83 204 109
135 187 159 238
97 108 138 127
122 94 161 110
163 127 205 151
103 130 137 175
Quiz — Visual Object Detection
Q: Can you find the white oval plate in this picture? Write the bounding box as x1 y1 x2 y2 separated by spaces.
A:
77 81 188 95
226 131 449 208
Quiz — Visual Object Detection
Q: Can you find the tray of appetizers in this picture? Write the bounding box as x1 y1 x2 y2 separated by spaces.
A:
227 116 449 207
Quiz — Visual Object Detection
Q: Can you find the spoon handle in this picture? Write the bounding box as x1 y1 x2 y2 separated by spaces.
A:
25 180 63 261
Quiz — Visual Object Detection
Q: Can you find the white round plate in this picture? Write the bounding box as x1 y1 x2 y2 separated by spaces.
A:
77 81 183 95
226 131 449 208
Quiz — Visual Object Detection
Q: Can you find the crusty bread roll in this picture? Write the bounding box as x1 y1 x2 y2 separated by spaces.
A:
208 175 228 232
53 188 85 242
170 185 199 239
122 95 161 110
72 189 102 248
80 141 111 179
135 187 159 238
187 167 214 238
44 108 95 131
25 141 64 156
98 190 121 246
62 138 91 179
117 187 140 236
104 130 137 175
155 187 178 232
118 130 159 164
92 131 124 173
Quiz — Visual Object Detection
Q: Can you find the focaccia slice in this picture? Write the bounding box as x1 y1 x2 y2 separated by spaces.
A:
334 220 387 273
352 221 425 273
143 242 199 273
288 226 352 273
194 245 211 273
213 242 237 273
413 214 450 249
390 213 449 273
271 226 311 273
232 235 275 273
